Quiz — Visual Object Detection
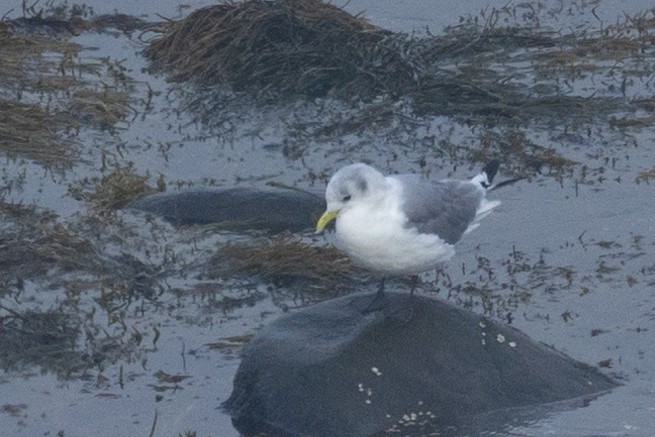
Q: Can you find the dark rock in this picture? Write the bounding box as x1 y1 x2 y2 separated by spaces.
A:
224 292 617 436
130 187 325 233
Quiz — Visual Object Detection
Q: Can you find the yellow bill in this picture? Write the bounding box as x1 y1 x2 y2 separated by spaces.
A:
315 210 339 233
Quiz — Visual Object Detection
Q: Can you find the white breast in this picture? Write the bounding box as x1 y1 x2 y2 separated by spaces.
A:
334 178 455 275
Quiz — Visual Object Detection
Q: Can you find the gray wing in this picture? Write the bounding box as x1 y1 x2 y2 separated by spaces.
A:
394 175 484 244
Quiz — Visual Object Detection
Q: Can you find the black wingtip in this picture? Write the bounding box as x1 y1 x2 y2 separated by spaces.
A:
481 160 500 186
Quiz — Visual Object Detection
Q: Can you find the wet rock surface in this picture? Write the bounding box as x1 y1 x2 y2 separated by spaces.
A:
130 187 325 232
224 292 617 436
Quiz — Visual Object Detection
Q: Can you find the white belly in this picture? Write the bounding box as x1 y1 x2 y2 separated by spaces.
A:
335 203 455 275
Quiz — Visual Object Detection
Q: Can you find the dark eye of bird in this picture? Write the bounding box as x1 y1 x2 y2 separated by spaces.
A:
342 195 352 202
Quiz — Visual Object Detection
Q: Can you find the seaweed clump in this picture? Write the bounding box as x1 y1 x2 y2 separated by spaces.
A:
0 98 75 166
0 307 84 376
145 0 416 100
208 235 365 297
71 163 158 217
0 8 140 167
0 202 95 286
144 1 655 127
0 26 82 166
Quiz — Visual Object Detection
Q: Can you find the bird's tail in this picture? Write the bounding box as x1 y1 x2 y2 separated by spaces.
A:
470 160 500 189
464 160 501 236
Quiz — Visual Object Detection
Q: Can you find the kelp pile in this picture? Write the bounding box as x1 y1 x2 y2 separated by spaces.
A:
0 199 160 376
0 9 142 167
208 234 366 297
0 98 75 166
145 0 417 100
0 25 82 166
0 203 94 286
70 163 158 217
144 0 655 123
0 307 83 376
144 0 655 181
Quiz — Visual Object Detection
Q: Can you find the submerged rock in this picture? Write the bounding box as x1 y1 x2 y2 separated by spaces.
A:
130 187 325 233
224 292 617 436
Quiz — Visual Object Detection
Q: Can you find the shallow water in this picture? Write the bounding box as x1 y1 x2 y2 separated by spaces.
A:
1 0 655 436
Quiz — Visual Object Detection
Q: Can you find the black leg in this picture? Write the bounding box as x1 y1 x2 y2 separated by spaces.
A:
361 277 387 314
409 275 419 295
376 277 386 296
